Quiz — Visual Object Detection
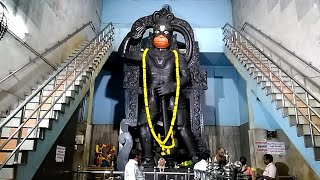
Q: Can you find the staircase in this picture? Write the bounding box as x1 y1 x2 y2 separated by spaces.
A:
222 23 320 176
0 23 114 179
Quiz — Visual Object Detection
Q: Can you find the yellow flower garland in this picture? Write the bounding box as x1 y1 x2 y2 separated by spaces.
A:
142 48 180 155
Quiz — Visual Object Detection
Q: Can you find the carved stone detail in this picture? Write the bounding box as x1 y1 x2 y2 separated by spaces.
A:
125 89 139 127
123 65 139 89
191 89 205 146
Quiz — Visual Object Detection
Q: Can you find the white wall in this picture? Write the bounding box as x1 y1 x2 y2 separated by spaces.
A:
232 0 320 70
0 0 102 114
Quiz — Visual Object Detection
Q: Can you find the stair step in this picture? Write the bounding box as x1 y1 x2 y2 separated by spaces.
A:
0 139 35 151
25 102 39 110
262 82 308 95
0 152 22 165
315 147 320 161
43 90 75 100
304 135 320 147
288 115 320 126
0 167 14 179
1 127 39 139
255 74 292 83
297 124 320 136
283 107 320 116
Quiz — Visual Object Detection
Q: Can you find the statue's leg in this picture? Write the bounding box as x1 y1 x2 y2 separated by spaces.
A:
138 122 155 167
176 101 199 159
138 108 158 167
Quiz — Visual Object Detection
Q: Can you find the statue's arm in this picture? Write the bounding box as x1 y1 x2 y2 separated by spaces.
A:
154 52 190 96
118 32 142 61
178 53 191 88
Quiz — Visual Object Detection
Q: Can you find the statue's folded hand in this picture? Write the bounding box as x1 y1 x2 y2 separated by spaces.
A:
154 82 175 96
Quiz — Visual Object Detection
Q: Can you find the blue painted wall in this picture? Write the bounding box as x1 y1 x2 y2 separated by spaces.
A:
101 0 233 52
238 74 248 125
102 0 233 28
202 66 245 126
250 91 280 130
93 54 125 124
93 70 116 124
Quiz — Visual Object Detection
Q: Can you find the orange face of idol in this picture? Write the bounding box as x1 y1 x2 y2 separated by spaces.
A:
153 24 171 49
153 35 169 49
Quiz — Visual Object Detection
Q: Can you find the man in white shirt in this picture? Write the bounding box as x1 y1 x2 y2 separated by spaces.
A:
194 151 210 179
261 154 277 180
124 149 145 180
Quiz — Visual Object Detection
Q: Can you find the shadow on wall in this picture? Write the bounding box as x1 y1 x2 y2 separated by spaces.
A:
12 0 45 28
202 66 216 126
214 76 223 125
275 162 290 177
104 52 125 129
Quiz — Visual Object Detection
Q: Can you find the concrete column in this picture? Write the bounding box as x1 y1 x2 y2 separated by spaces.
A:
248 128 267 171
81 78 95 168
72 80 95 180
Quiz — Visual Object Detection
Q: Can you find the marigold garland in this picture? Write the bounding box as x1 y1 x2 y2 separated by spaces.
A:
142 48 180 155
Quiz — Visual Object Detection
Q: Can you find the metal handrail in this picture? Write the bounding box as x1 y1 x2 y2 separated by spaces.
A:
69 168 297 180
0 21 96 84
72 167 193 180
194 169 298 180
223 23 320 135
224 23 320 107
7 28 57 69
241 22 320 75
240 22 320 98
0 23 114 169
0 22 113 129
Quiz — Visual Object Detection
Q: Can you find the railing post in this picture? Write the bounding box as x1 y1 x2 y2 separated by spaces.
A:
153 166 157 180
14 106 25 164
187 168 191 180
110 170 114 178
76 165 81 180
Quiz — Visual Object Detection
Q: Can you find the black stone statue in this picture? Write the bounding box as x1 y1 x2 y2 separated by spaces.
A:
117 5 207 170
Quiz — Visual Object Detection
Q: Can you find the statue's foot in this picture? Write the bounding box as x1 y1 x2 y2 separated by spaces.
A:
142 157 155 167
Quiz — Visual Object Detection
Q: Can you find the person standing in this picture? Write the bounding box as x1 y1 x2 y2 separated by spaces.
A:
239 156 256 180
124 149 145 180
194 151 210 179
260 154 277 180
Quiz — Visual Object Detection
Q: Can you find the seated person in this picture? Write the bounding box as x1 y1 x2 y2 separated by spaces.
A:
239 156 256 180
212 147 227 168
260 154 276 180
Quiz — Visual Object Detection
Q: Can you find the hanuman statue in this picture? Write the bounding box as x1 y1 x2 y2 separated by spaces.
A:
118 5 207 168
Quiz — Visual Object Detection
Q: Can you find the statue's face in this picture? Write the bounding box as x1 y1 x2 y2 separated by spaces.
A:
153 18 172 49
